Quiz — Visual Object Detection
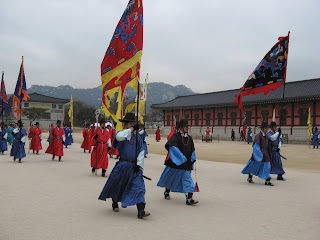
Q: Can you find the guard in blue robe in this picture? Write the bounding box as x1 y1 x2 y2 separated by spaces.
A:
247 127 253 144
268 122 285 180
69 127 74 145
312 127 319 148
10 120 27 163
157 119 198 205
98 113 150 219
0 123 8 154
241 122 274 186
139 125 148 157
63 127 71 148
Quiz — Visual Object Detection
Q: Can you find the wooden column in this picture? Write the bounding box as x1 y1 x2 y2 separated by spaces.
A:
291 103 294 135
190 109 193 126
163 110 166 126
313 101 317 126
171 110 174 126
225 107 228 127
201 108 203 127
255 105 258 134
212 108 215 127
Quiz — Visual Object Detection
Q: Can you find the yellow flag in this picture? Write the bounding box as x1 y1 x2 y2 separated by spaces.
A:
307 108 312 140
272 108 276 122
68 94 73 128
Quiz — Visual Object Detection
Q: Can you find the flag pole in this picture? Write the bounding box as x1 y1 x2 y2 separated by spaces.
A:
135 81 140 163
279 31 290 128
1 71 3 123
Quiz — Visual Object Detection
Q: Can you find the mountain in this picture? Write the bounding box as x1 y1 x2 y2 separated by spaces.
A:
28 82 195 108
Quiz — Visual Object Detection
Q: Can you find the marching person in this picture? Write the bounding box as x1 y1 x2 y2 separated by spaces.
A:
311 127 319 149
205 127 211 142
7 123 14 145
45 120 65 161
30 122 42 154
81 124 92 153
155 126 161 142
10 120 27 163
231 129 235 141
139 124 148 158
268 121 285 181
63 125 71 148
157 119 198 205
98 112 150 219
247 127 253 144
241 122 274 186
91 118 111 177
69 125 74 145
0 122 8 154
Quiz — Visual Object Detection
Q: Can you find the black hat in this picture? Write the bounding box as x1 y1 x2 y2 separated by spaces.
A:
261 122 268 128
270 121 277 128
180 119 189 127
99 118 106 124
35 122 40 125
57 120 61 124
119 112 136 122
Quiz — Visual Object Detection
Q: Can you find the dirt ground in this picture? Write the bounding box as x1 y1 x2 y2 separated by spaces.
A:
67 132 319 173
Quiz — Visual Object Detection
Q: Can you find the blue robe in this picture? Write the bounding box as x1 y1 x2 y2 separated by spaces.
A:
247 130 253 143
157 132 196 193
63 128 71 146
7 127 14 145
312 131 319 147
99 130 145 207
10 128 27 159
69 129 74 144
139 130 148 155
241 132 271 179
0 128 8 152
268 131 285 175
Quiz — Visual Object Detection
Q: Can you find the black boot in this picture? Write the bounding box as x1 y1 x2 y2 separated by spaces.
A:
265 178 274 186
84 149 86 153
89 150 91 153
247 173 254 183
52 155 55 160
92 167 95 174
36 151 39 155
277 174 285 181
13 157 16 161
19 159 21 163
186 192 198 205
58 156 61 162
33 150 35 154
137 202 150 219
164 188 170 200
101 169 106 177
112 200 119 212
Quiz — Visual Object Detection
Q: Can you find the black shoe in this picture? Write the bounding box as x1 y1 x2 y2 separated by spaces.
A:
89 150 91 153
36 151 39 155
138 210 150 219
102 169 106 177
58 156 61 162
265 181 274 186
277 175 285 181
13 157 16 161
19 159 21 163
247 174 254 183
186 199 198 205
164 191 170 200
52 155 55 160
92 167 95 174
112 203 119 212
33 150 35 154
84 149 86 153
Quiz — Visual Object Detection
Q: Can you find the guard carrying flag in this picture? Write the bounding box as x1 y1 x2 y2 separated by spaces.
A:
1 72 11 119
234 33 290 110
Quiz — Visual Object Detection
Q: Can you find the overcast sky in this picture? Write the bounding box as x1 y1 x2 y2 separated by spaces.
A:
1 0 319 94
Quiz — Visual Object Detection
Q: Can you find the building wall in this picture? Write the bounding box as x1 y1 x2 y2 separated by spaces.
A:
162 100 319 143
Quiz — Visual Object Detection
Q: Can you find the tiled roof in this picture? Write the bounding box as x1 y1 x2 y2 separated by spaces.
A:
28 93 70 104
151 78 320 109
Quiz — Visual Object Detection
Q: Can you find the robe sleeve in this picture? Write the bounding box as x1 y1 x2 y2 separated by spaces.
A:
116 129 132 141
3 133 8 139
13 128 19 134
168 146 188 166
137 150 145 170
252 143 263 162
268 132 279 141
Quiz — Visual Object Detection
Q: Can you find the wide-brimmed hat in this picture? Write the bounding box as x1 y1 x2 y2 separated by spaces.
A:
57 120 61 124
35 122 40 125
261 122 268 128
99 118 106 124
119 112 136 122
180 119 189 127
270 121 277 128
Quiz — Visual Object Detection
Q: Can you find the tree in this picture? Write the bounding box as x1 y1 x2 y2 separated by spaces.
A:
65 101 96 127
22 107 50 124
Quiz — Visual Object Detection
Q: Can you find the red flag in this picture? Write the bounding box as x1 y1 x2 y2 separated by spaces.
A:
234 32 290 110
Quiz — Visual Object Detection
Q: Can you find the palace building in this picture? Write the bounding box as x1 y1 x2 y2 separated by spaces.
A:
151 78 320 143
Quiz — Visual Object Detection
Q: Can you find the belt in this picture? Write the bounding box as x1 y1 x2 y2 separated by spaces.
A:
97 142 108 145
119 158 137 164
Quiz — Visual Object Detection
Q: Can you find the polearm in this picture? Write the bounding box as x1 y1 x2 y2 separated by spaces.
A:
94 109 101 175
1 71 3 123
135 81 151 181
51 123 55 160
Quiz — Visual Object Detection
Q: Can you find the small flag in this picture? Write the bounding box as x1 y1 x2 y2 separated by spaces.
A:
12 56 29 120
234 32 290 110
1 72 11 115
68 94 73 129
